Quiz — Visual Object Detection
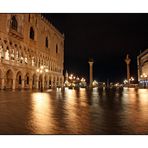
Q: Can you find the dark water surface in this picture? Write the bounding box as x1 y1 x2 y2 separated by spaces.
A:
0 88 148 134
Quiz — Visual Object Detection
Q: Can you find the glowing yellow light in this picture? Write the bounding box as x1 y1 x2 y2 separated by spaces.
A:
69 76 72 79
124 79 128 84
76 77 79 80
45 69 48 72
81 78 85 82
143 73 147 78
41 66 44 69
36 69 39 72
92 80 98 86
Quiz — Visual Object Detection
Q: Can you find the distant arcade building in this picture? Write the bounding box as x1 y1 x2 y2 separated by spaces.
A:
0 14 64 90
137 49 148 88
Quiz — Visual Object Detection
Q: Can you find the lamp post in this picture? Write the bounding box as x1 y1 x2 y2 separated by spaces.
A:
36 65 49 92
129 76 134 83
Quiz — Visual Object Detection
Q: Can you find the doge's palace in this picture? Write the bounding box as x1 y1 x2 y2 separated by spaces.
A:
0 14 64 90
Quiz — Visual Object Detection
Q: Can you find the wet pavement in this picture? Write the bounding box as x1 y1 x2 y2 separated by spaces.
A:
0 87 148 134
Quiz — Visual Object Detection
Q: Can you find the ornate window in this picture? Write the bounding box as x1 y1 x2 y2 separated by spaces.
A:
45 37 48 48
10 16 18 31
30 27 34 40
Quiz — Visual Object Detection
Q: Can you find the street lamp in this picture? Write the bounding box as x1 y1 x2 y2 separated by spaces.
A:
36 65 49 92
129 76 134 83
124 79 128 84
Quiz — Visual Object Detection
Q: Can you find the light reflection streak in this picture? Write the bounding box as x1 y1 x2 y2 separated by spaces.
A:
65 89 78 133
121 88 148 133
138 89 148 108
30 92 53 134
80 88 88 106
65 88 91 133
91 88 99 105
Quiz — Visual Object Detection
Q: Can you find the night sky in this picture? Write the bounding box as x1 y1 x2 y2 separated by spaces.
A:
43 13 148 83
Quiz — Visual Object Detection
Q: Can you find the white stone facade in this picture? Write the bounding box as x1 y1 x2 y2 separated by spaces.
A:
0 14 64 90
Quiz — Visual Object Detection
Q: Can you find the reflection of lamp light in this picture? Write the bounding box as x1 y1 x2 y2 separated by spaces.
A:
31 92 52 134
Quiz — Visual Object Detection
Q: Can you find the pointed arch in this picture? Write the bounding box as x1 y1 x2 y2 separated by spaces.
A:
10 16 18 31
30 27 34 40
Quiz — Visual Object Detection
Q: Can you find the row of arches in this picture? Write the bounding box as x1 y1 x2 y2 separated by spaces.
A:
0 38 63 73
0 68 63 90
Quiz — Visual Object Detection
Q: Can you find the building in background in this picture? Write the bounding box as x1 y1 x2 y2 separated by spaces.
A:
137 49 148 88
0 14 64 90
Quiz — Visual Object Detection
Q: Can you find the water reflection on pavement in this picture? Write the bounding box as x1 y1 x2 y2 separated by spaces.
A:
0 87 148 134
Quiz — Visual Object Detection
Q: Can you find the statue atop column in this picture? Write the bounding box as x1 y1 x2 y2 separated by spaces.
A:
125 54 131 84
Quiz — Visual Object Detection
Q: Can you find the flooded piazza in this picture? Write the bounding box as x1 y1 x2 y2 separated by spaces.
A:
0 88 148 134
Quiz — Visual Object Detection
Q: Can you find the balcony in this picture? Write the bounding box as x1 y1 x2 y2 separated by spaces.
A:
9 28 23 40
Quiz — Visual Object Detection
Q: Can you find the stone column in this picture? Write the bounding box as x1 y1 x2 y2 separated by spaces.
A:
36 77 39 89
1 78 5 89
12 79 16 90
29 79 33 89
55 77 57 87
8 50 11 61
46 75 49 89
125 54 131 84
51 77 53 88
88 59 94 87
42 75 44 89
62 76 64 87
58 77 61 86
21 79 25 89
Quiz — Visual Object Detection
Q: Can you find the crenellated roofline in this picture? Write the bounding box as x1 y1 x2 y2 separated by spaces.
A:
38 14 64 40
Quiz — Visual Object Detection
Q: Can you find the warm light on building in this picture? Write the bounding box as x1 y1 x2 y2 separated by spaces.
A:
137 49 148 88
0 14 64 90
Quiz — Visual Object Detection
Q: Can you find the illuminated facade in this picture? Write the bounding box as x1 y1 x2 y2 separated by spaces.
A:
137 49 148 88
0 14 64 90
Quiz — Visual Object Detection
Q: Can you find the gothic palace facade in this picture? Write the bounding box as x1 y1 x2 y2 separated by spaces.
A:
0 14 64 90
